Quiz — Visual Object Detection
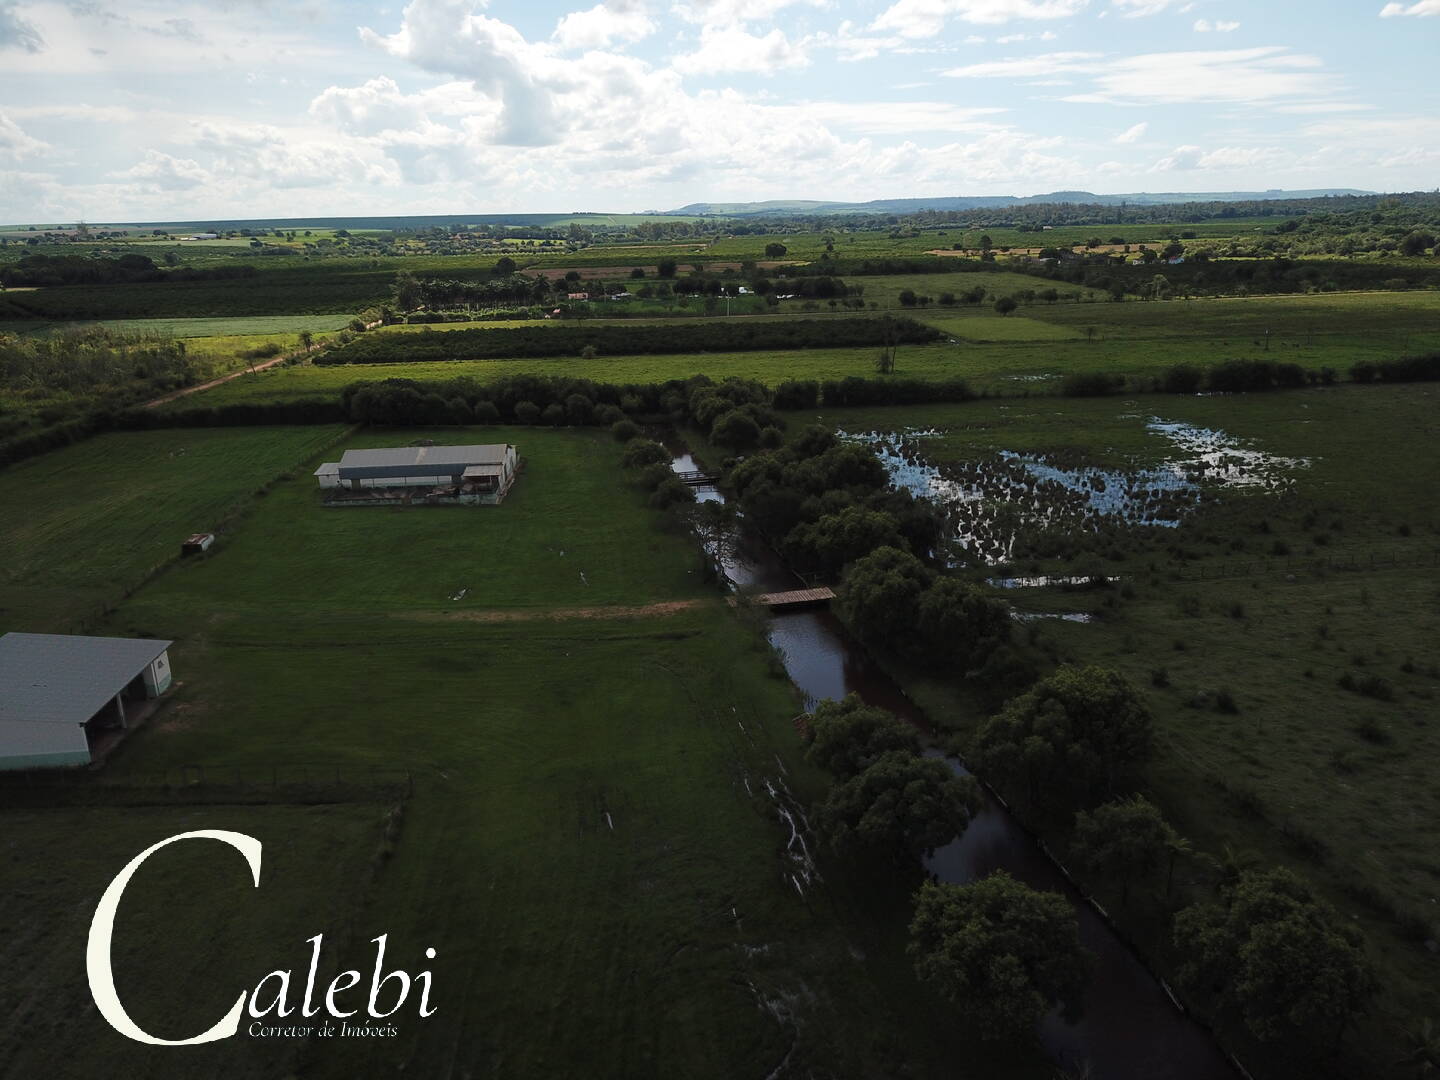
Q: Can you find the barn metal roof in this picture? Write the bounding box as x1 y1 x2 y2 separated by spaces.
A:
337 445 510 470
0 633 172 726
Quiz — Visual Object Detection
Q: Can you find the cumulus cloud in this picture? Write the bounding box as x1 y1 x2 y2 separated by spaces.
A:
1151 143 1288 171
871 0 1088 38
1109 0 1178 15
672 24 813 74
110 149 211 190
1113 121 1147 143
0 111 47 159
1379 0 1440 14
310 76 430 135
0 1 44 52
553 1 655 49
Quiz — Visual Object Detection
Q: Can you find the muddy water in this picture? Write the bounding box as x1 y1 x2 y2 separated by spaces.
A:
671 451 1237 1079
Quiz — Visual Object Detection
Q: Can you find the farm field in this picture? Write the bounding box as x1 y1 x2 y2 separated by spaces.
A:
66 314 356 338
0 425 349 632
800 385 1440 1066
3 424 1045 1080
164 286 1440 412
837 270 1109 306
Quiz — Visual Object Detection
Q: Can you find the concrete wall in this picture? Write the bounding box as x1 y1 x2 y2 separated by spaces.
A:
0 720 91 771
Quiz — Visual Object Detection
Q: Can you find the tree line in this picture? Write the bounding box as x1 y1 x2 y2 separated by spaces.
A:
314 316 941 366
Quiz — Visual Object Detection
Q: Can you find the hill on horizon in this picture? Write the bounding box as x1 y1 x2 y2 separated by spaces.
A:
662 188 1378 216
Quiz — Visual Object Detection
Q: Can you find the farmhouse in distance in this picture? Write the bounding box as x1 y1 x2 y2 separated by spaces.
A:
314 442 519 506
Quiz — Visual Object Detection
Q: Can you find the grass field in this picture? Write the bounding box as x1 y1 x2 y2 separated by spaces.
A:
0 803 388 1080
802 384 1440 1070
0 425 348 632
3 424 1046 1079
17 314 356 338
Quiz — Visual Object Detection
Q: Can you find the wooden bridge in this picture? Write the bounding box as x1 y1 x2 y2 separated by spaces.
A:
738 587 836 610
673 470 719 486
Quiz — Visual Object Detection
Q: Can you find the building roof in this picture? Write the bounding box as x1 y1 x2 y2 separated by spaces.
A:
336 445 511 471
462 464 506 478
0 633 172 726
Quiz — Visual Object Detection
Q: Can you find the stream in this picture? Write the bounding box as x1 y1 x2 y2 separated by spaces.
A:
669 449 1238 1080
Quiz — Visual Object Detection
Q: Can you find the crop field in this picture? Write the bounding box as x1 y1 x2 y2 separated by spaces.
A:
1 424 1043 1080
802 384 1440 1055
0 425 348 632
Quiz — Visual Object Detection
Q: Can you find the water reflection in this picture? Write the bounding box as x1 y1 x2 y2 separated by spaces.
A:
841 419 1308 566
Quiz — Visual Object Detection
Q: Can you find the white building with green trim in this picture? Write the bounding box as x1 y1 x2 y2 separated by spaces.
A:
0 633 174 770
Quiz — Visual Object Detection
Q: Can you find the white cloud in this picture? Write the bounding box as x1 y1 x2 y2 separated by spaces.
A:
110 149 211 190
1151 143 1288 171
672 24 813 74
1069 47 1331 104
1193 18 1240 31
0 111 47 159
1110 0 1177 15
1113 121 1147 143
871 0 1088 39
670 0 828 25
942 50 1101 78
553 1 655 50
309 76 429 135
0 1 44 52
1379 0 1440 15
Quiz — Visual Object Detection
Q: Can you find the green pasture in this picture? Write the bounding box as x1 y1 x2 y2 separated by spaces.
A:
0 425 348 632
0 803 386 1080
4 424 1043 1078
74 314 356 338
120 426 711 620
808 384 1440 1065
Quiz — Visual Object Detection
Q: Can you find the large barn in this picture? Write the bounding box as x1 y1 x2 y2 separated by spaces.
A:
0 633 174 770
314 443 518 505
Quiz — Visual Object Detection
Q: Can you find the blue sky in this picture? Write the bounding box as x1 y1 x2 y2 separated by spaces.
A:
0 0 1435 221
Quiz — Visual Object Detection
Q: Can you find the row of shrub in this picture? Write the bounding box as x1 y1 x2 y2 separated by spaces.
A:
1056 354 1440 397
314 316 941 365
1349 351 1440 383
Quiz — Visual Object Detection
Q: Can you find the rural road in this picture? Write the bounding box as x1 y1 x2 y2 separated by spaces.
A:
141 318 381 409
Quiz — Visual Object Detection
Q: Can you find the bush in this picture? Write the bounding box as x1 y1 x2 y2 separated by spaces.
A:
611 418 640 442
1061 371 1125 397
620 438 670 469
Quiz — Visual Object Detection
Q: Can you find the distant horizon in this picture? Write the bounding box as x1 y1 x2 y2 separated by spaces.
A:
4 186 1414 231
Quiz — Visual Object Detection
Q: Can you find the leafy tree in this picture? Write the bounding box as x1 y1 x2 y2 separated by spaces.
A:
804 694 922 778
971 665 1155 810
909 873 1091 1038
1174 868 1375 1045
620 437 670 468
764 242 788 257
898 289 919 307
816 751 977 859
835 546 932 650
657 258 677 278
710 408 763 451
788 505 905 578
994 296 1018 317
494 255 517 274
1071 795 1180 904
916 576 1012 668
393 270 420 311
1398 231 1434 257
